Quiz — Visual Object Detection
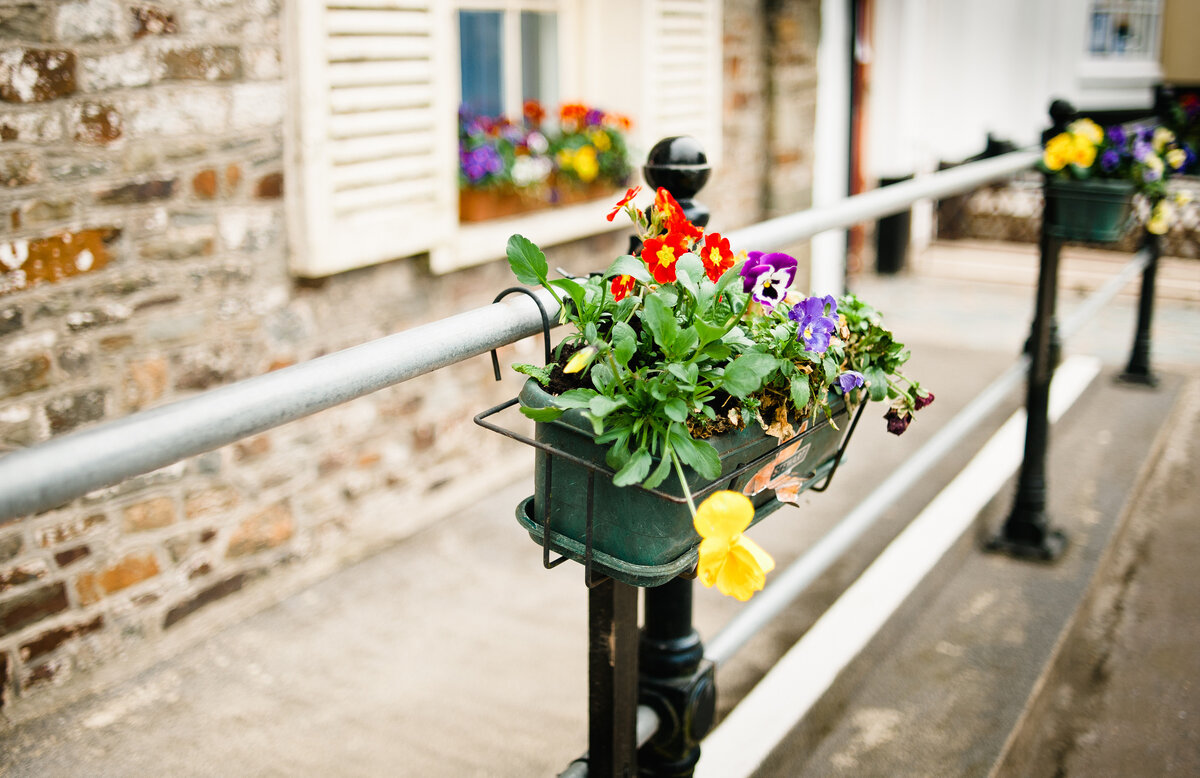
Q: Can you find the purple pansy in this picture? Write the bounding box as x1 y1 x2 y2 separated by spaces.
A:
788 294 838 354
739 252 798 309
1106 125 1126 147
1100 149 1121 172
1132 137 1153 162
836 370 865 394
913 390 935 410
585 109 605 127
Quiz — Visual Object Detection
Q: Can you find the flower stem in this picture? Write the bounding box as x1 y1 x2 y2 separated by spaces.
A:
670 448 698 516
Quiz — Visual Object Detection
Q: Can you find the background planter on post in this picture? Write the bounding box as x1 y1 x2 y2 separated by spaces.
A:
1044 178 1134 243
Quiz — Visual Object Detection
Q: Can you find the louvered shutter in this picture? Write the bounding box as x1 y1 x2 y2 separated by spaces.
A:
641 0 723 164
289 1 457 277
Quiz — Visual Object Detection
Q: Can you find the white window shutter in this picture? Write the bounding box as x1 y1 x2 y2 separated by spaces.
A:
641 0 723 165
288 1 457 277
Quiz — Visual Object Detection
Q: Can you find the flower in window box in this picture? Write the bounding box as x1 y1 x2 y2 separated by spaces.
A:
500 188 932 598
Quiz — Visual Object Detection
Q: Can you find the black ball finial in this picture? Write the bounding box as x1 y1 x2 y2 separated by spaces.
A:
643 136 711 227
1044 99 1077 143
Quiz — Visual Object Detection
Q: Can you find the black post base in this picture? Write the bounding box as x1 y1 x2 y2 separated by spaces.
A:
985 520 1067 562
1116 370 1160 388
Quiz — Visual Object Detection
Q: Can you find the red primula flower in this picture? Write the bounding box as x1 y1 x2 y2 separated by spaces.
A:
641 232 687 284
654 188 702 244
610 274 635 301
699 232 735 283
607 186 643 222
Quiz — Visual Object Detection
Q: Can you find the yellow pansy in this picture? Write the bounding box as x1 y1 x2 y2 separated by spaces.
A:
1147 200 1172 235
564 346 597 374
573 145 599 183
1153 127 1175 153
1070 133 1097 168
1068 118 1104 146
1166 148 1187 170
588 129 612 152
1043 133 1072 172
694 491 775 601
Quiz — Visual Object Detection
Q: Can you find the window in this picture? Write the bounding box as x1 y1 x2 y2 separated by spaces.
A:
458 6 560 117
1086 0 1162 60
286 0 722 278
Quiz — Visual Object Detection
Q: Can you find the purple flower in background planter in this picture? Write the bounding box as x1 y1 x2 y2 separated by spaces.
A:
1106 125 1126 147
739 252 798 309
1100 149 1121 172
836 370 865 394
788 294 838 354
1132 137 1153 162
585 109 605 126
884 407 912 435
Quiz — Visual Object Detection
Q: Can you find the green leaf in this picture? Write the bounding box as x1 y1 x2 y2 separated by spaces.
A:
674 253 704 297
714 265 742 296
512 363 554 387
550 277 587 317
642 293 681 353
556 388 598 409
613 448 652 487
675 436 722 480
864 365 888 402
693 318 726 348
604 254 651 284
722 352 780 397
519 406 564 422
612 321 637 366
789 376 811 411
643 451 673 490
664 398 689 423
506 234 548 286
589 395 627 418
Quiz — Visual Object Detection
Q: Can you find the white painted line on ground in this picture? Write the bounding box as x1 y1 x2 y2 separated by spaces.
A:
696 355 1102 778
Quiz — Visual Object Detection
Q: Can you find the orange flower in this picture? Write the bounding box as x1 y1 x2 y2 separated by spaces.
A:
699 232 734 283
560 102 588 131
641 232 687 284
610 274 635 301
607 186 643 222
523 99 545 124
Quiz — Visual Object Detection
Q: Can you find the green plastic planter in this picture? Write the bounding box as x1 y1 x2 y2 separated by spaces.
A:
1045 178 1134 243
516 379 851 586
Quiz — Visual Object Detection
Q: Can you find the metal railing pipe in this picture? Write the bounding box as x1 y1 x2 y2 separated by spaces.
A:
0 147 1041 524
0 289 562 523
725 149 1040 251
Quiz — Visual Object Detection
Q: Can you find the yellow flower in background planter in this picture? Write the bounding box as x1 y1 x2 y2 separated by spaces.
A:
1166 148 1187 170
1147 200 1172 235
1043 133 1072 171
694 491 776 601
1069 118 1104 146
1153 127 1175 154
588 129 612 152
573 145 600 183
1070 133 1097 168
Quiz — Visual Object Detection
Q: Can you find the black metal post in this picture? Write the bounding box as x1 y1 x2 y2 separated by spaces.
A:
638 577 716 777
634 137 717 778
987 102 1072 561
589 577 640 778
1118 230 1161 386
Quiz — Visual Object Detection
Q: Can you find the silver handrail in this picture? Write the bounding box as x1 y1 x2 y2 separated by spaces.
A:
0 148 1039 523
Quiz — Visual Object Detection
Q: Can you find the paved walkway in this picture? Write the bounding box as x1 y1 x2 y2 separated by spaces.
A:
0 240 1196 777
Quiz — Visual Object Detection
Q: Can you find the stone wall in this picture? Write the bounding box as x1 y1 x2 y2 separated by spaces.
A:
0 0 820 720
